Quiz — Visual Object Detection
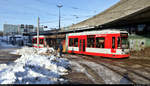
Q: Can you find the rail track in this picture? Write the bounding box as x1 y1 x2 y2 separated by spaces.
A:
0 49 21 64
65 53 150 84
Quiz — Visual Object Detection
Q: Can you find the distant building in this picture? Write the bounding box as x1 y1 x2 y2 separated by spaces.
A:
3 24 44 36
3 24 18 36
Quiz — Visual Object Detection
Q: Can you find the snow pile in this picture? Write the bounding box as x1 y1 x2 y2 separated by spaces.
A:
0 47 70 84
15 47 38 55
13 47 55 55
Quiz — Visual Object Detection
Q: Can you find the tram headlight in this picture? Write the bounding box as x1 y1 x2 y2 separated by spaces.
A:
122 49 130 54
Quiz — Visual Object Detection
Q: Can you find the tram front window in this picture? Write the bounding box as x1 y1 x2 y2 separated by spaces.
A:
33 39 37 44
40 39 43 44
121 37 129 49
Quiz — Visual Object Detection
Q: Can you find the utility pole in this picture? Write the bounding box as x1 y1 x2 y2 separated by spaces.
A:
37 17 40 48
73 15 79 33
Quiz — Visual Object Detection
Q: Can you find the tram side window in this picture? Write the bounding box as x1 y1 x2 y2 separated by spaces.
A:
96 37 105 48
117 37 121 49
87 37 95 48
112 37 115 49
69 38 74 47
40 39 43 44
74 38 78 47
46 38 51 47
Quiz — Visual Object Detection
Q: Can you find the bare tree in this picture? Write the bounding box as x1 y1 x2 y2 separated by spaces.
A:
0 31 3 36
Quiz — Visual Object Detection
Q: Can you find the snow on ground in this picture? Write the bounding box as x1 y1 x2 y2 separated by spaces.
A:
70 61 98 84
10 47 55 55
0 47 70 84
69 56 126 84
78 60 123 84
0 41 18 49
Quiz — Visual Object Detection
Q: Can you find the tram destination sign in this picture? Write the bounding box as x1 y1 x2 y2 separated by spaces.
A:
95 34 106 37
120 33 128 37
87 35 95 38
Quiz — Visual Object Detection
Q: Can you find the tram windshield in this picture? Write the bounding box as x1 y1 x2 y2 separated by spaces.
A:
121 37 129 49
33 38 37 44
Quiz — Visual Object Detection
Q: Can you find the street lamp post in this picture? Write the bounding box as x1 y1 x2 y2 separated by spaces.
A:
57 4 63 30
56 3 63 49
37 17 40 48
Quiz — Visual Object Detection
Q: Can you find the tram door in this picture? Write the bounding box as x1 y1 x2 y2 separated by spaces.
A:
79 37 86 53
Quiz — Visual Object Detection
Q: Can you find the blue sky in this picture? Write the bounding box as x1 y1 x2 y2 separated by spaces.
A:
0 0 120 31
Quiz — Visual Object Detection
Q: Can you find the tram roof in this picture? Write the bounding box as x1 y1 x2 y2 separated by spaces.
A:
68 29 128 36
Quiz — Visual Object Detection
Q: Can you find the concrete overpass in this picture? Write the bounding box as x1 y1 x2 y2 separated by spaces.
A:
66 0 150 31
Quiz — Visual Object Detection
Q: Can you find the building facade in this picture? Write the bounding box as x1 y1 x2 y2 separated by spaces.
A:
3 24 44 36
3 24 18 36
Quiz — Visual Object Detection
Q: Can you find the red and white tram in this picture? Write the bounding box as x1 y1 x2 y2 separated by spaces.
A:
32 35 45 48
32 35 65 50
66 29 130 58
32 29 130 58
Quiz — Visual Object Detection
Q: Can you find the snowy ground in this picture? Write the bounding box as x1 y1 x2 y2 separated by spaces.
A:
1 40 145 84
0 40 19 49
64 55 133 84
0 47 70 84
69 60 123 84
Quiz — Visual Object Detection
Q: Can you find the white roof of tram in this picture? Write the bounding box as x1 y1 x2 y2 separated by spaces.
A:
68 29 128 36
33 35 45 38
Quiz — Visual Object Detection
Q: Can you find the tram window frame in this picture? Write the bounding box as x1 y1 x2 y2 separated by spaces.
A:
74 38 78 47
69 38 74 47
112 37 115 49
39 39 44 44
96 37 105 48
87 37 95 48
